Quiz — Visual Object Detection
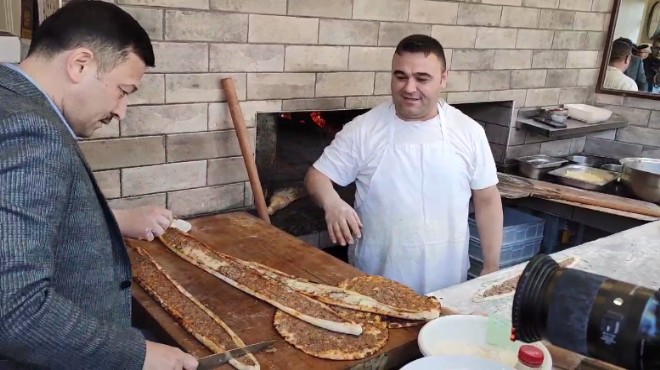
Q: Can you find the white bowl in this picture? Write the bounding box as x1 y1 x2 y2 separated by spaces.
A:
401 355 514 370
418 315 552 370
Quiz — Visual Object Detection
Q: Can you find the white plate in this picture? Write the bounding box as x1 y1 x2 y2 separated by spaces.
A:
171 219 192 233
418 315 552 370
401 355 513 370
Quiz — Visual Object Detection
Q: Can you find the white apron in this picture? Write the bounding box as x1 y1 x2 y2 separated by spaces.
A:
349 102 471 294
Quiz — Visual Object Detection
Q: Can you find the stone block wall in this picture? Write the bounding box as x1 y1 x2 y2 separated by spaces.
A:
25 0 657 218
581 94 660 160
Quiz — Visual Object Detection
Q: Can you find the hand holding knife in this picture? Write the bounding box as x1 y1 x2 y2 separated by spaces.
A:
196 340 278 370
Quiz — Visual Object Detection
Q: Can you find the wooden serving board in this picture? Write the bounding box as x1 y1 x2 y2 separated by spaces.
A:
128 212 427 370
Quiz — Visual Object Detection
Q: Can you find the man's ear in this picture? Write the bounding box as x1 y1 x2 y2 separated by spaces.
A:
65 47 96 84
440 69 449 89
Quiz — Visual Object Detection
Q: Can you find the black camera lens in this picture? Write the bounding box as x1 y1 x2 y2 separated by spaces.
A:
512 254 659 370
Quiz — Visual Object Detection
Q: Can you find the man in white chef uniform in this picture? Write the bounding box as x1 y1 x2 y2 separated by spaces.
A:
305 34 504 294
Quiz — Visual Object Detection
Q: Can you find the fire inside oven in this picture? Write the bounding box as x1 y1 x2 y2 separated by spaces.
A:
255 108 369 237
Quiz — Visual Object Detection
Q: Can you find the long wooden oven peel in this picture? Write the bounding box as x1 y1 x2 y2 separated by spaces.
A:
221 77 270 224
497 173 660 219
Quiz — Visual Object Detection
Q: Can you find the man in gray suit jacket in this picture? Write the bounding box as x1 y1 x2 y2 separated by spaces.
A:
0 2 198 369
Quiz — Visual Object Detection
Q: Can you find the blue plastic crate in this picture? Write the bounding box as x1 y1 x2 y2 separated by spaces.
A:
468 207 545 268
516 208 585 254
470 236 542 267
467 258 481 279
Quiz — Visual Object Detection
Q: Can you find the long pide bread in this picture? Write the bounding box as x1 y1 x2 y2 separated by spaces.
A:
273 306 388 360
244 260 440 321
129 245 259 370
339 276 442 327
158 228 363 336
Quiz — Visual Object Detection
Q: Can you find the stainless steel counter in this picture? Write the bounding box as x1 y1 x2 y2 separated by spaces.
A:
428 220 660 369
430 220 660 319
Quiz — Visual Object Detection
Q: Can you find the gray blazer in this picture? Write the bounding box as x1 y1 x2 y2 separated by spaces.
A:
0 65 145 369
624 55 648 92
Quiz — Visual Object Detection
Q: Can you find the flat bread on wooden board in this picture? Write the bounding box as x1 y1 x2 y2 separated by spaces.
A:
158 227 363 336
129 245 260 370
273 306 388 360
244 260 440 321
338 276 442 329
472 256 581 303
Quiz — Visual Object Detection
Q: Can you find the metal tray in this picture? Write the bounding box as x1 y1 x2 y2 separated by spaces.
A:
548 164 619 191
517 154 568 179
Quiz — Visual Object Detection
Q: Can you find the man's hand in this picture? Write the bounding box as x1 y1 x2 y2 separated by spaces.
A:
324 198 362 246
304 167 362 247
143 341 198 370
113 206 173 241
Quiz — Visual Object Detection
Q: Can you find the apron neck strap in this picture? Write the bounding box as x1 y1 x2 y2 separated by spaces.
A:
386 100 449 141
437 100 448 140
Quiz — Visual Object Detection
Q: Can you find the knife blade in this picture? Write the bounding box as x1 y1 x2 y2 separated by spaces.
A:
197 340 277 370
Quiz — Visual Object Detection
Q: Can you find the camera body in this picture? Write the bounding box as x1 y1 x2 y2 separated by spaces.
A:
511 254 659 370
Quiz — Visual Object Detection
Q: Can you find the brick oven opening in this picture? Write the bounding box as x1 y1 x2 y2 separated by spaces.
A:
255 108 369 247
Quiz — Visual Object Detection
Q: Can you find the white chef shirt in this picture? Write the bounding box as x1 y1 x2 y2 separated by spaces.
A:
313 99 499 209
603 66 638 91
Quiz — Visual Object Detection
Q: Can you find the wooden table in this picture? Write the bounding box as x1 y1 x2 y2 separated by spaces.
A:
128 212 425 370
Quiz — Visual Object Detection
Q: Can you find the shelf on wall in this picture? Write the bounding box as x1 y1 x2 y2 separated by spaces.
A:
517 108 628 139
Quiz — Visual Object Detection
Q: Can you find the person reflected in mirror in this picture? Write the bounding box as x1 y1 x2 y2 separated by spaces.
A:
603 40 638 91
643 38 660 93
635 43 652 60
615 37 648 91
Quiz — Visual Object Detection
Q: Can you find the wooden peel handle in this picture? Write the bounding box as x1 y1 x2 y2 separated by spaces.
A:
220 78 270 224
534 189 660 218
499 173 660 219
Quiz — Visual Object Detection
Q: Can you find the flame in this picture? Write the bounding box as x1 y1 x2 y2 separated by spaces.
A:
310 111 326 128
280 111 330 130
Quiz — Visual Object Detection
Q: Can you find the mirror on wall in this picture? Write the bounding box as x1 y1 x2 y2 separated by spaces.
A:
597 0 660 100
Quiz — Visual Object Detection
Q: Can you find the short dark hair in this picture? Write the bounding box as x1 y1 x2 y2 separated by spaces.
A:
395 34 447 69
614 37 634 47
27 0 154 72
609 40 631 63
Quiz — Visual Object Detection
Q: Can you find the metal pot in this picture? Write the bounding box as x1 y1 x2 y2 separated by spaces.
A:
619 157 660 203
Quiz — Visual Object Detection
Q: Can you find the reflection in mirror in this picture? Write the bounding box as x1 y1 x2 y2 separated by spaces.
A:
598 0 660 98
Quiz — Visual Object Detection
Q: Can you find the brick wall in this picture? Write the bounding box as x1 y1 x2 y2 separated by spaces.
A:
18 0 658 218
581 94 660 160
